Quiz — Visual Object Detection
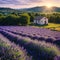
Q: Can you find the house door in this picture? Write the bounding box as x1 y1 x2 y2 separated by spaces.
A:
45 20 46 24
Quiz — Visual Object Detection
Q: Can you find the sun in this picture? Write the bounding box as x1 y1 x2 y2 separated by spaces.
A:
46 4 53 8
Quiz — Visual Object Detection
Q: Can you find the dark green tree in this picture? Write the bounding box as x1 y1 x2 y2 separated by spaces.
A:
4 15 19 25
19 14 30 25
28 13 35 22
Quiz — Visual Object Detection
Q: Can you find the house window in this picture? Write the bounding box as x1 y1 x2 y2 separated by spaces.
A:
41 20 42 23
34 20 36 23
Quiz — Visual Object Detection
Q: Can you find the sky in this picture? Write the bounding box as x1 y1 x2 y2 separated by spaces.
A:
0 0 60 9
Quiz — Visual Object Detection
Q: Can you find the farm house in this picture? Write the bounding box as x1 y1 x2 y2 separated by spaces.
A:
34 16 48 25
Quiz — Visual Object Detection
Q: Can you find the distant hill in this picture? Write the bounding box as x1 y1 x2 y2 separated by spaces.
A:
0 8 15 12
0 6 60 13
0 7 20 13
19 6 46 12
0 7 13 10
53 7 60 12
19 6 60 12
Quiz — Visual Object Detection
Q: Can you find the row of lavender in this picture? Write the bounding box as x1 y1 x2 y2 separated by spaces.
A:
0 27 60 60
0 26 60 46
0 26 60 39
0 33 31 60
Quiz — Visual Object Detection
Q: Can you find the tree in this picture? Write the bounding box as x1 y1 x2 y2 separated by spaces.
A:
4 15 19 25
19 14 30 25
28 13 35 22
0 16 5 25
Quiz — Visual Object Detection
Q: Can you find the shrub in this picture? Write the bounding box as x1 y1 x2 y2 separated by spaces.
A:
19 14 30 25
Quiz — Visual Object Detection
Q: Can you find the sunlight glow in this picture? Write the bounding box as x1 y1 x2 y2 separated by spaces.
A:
46 4 53 8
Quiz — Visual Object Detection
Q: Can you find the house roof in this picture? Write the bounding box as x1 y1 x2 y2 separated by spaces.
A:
34 16 44 20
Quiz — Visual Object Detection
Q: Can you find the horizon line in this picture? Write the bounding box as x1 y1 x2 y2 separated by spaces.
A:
0 6 60 9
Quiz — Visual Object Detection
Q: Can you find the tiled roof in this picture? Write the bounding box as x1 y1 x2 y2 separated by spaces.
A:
34 16 44 20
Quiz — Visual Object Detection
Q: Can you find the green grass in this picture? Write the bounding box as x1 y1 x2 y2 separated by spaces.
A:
32 23 60 31
42 23 60 31
43 23 60 28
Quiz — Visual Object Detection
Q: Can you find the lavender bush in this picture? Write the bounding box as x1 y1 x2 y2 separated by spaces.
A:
0 33 31 60
0 26 60 46
0 29 60 60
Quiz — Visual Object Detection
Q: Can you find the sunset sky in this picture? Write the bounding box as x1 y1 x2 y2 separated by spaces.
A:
0 0 60 9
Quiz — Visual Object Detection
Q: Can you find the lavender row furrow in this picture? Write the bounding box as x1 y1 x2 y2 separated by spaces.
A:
0 27 60 47
0 33 31 60
0 30 60 60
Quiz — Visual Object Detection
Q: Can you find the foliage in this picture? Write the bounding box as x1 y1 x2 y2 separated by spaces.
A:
0 26 60 60
28 13 35 22
19 13 30 25
0 34 30 60
0 12 60 25
4 15 19 25
45 13 60 23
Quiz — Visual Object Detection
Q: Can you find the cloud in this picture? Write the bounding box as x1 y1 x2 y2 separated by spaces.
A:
0 0 28 5
0 0 42 5
26 0 42 3
0 0 60 8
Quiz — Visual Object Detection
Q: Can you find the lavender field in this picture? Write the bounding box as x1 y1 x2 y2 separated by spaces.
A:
0 26 60 60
